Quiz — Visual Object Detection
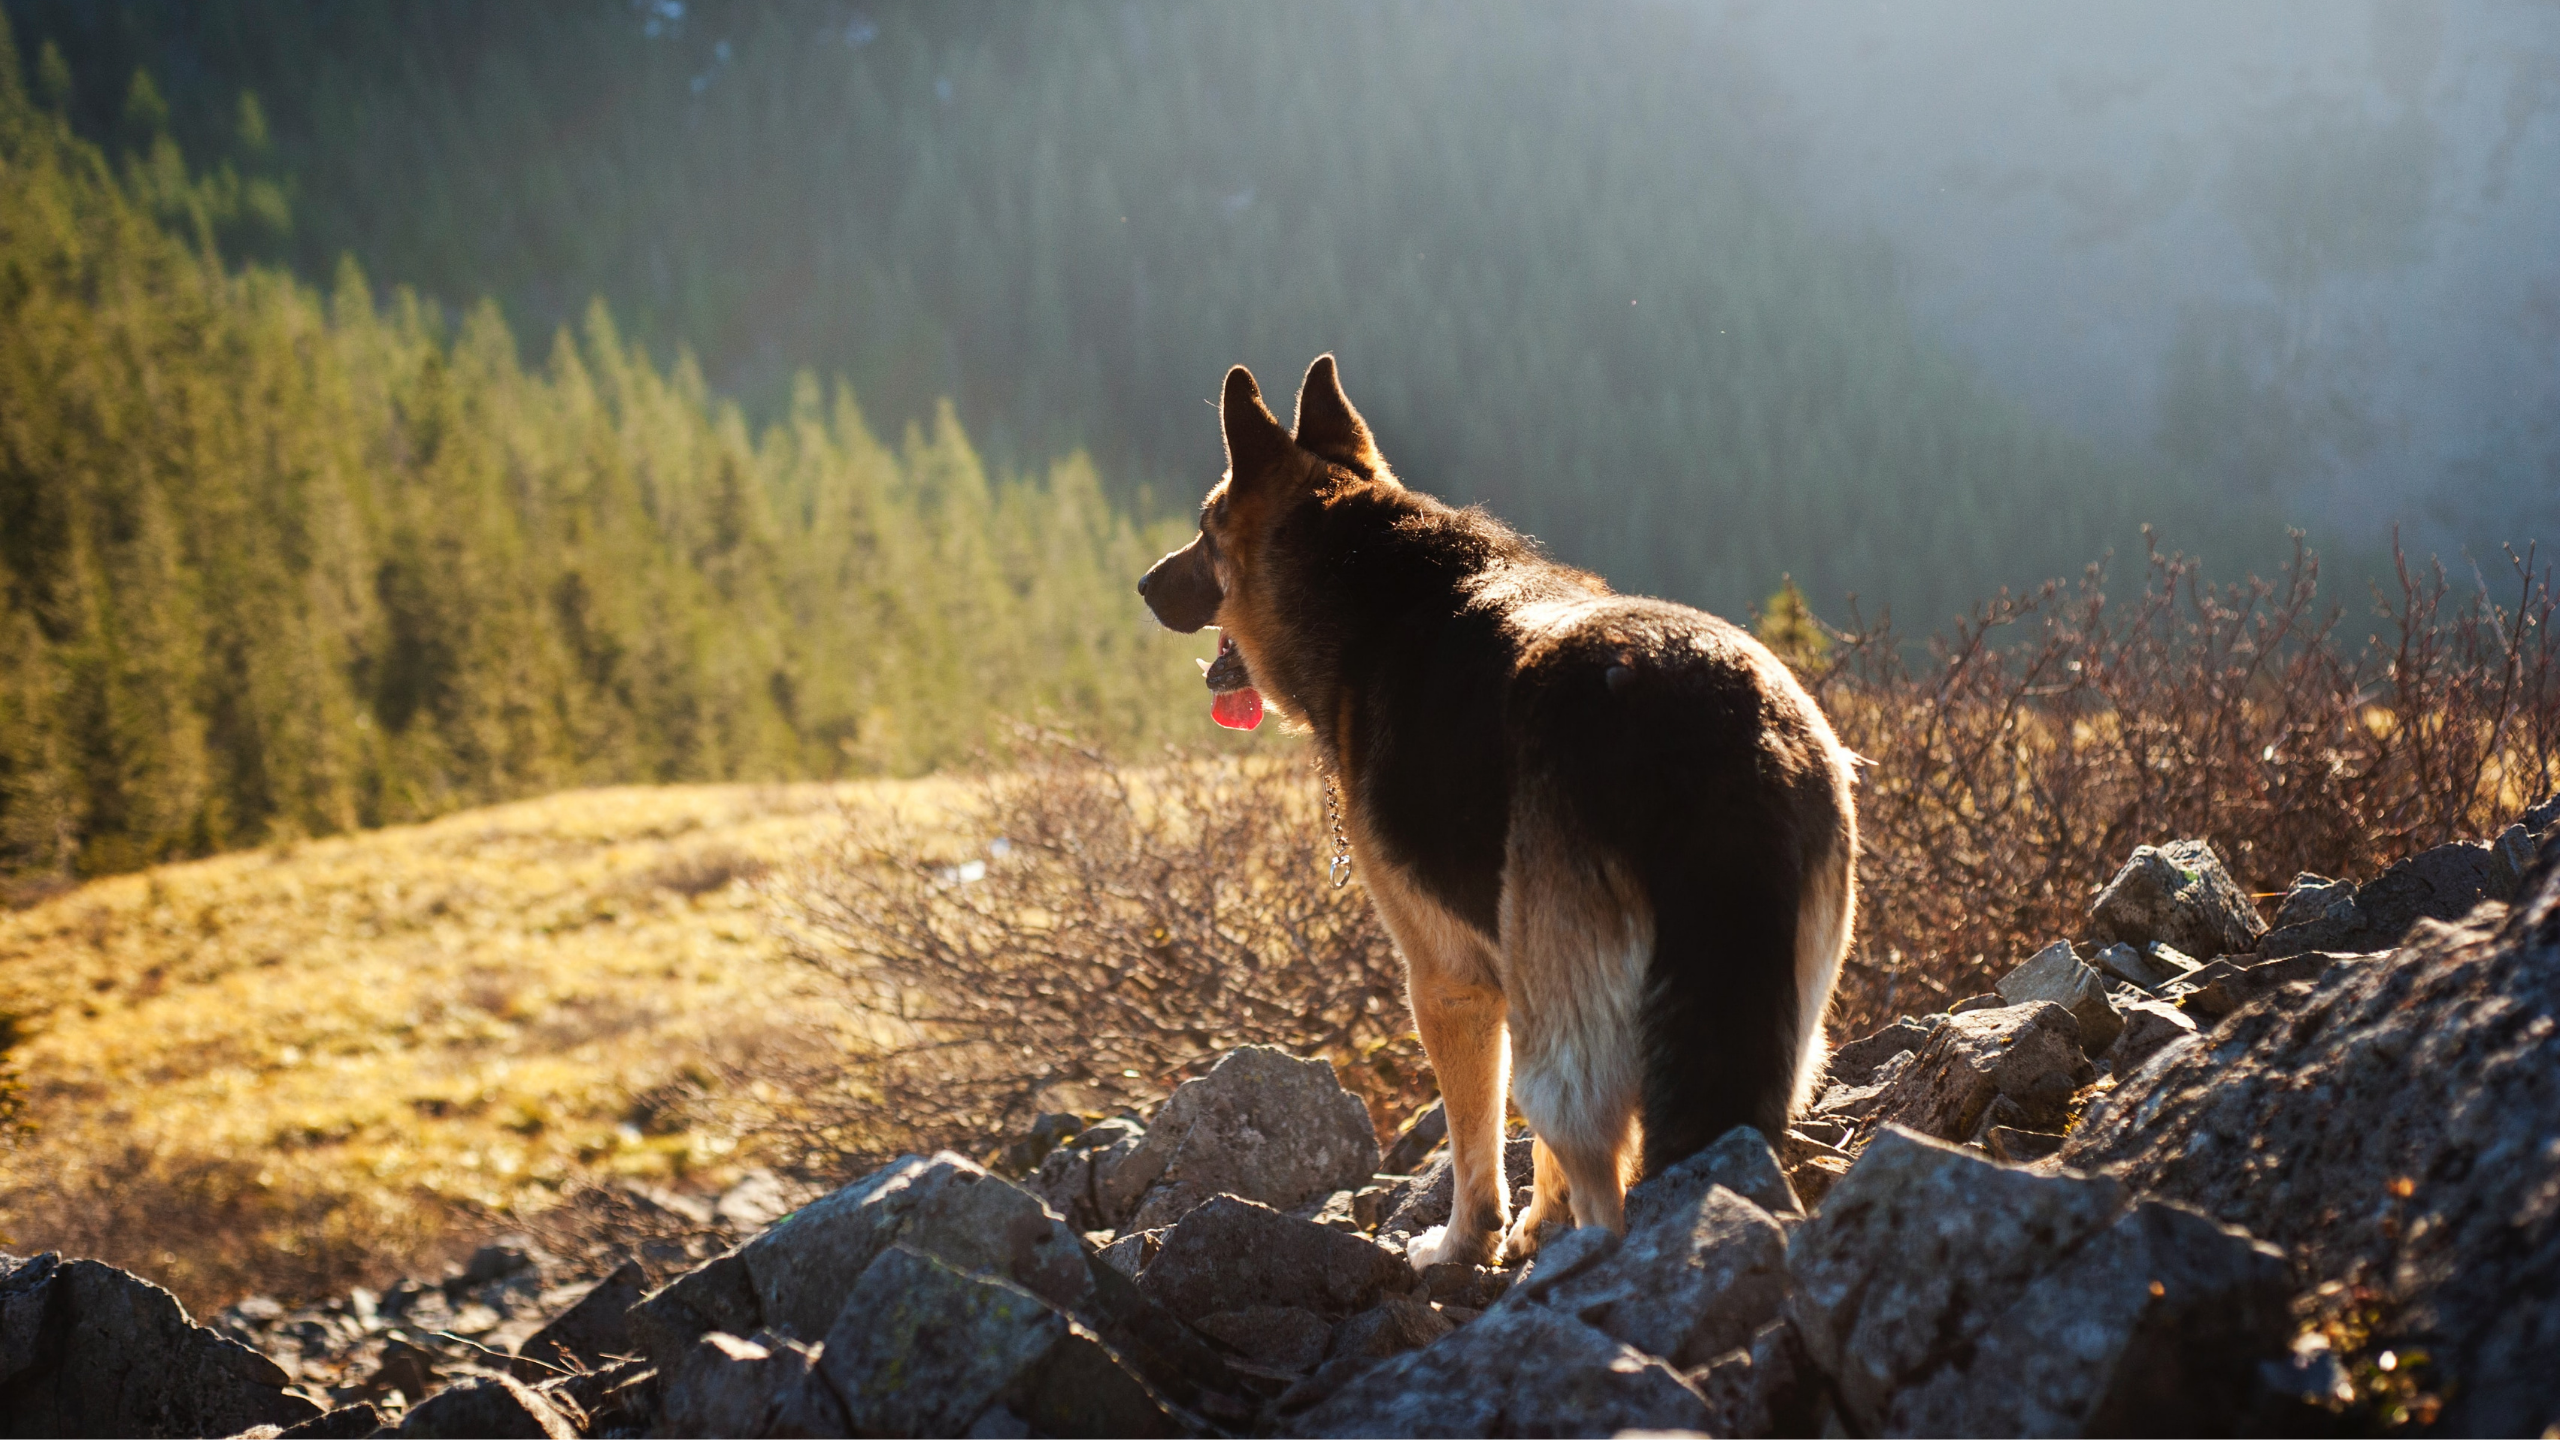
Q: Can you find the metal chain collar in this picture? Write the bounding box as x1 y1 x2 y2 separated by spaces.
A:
1321 769 1354 889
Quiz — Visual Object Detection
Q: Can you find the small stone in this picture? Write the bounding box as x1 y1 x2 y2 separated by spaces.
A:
1289 1189 1363 1232
1825 1015 1944 1087
1096 1228 1161 1279
1418 1261 1515 1310
1118 1047 1384 1231
1192 1305 1333 1371
461 1236 553 1287
2094 942 2188 992
1791 1118 1850 1149
1624 1125 1802 1227
1997 941 2124 1054
2105 997 2199 1075
1295 1297 1709 1436
2486 824 2536 902
1866 1002 2094 1142
396 1374 577 1439
1983 1126 2066 1164
1534 1184 1789 1367
658 1328 843 1439
2090 839 2266 957
1030 1117 1150 1232
1776 1131 1856 1208
999 1112 1090 1179
1948 992 2006 1014
1380 1100 1448 1175
514 1259 645 1376
1327 1293 1453 1363
1135 1196 1413 1323
821 1245 1173 1439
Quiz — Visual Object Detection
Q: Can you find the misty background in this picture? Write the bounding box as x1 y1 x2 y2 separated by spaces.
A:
11 0 2552 619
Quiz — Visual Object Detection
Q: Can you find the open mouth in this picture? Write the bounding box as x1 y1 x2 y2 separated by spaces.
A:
1198 633 1263 730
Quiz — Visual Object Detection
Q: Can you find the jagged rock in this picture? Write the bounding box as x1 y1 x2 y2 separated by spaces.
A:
822 1245 1176 1438
1996 941 2125 1053
1786 1127 2129 1430
1030 1117 1150 1232
1982 1125 2066 1164
2272 873 2356 930
630 1152 1241 1422
277 1401 383 1438
1289 1188 1363 1233
2090 838 2266 957
1295 1296 1710 1437
659 1329 840 1438
1776 1131 1855 1207
536 1359 655 1436
513 1259 645 1376
2177 948 2376 1019
1417 1261 1514 1309
1864 1001 2093 1141
1693 1317 1828 1439
1271 1296 1452 1418
460 1236 553 1287
2062 840 2560 1435
1623 1125 1802 1227
395 1374 576 1439
1376 1134 1535 1238
0 1253 320 1438
1117 1047 1383 1231
1135 1196 1412 1322
2105 996 2199 1074
1531 1183 1789 1368
2265 837 2516 957
2092 940 2201 992
1000 1112 1091 1179
1885 1200 2293 1436
1096 1228 1160 1279
1824 1015 1943 1087
1380 1100 1448 1175
1192 1305 1332 1371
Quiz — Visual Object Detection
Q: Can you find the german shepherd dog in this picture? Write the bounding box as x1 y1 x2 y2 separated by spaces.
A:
1138 357 1857 1268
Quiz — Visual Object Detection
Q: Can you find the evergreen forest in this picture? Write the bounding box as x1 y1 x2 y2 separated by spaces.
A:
0 17 1203 881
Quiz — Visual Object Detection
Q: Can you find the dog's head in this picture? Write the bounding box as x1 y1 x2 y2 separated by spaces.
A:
1137 355 1390 728
1137 354 1387 634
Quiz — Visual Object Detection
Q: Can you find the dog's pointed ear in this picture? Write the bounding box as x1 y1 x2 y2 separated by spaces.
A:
1222 365 1291 482
1293 354 1384 475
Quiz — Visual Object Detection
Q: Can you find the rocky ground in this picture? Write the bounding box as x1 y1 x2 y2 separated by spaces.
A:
3 796 2555 1438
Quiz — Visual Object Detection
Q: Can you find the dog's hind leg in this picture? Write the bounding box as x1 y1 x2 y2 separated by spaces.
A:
1498 823 1650 1255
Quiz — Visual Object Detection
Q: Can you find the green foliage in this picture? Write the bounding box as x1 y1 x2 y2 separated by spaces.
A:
1754 575 1831 673
2 0 2242 627
0 26 1210 880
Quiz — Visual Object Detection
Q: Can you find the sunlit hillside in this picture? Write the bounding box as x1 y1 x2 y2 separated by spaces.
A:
0 781 964 1311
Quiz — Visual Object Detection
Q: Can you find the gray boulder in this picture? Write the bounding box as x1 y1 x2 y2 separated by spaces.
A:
2264 838 2512 957
1531 1183 1789 1368
2104 997 2199 1075
2089 838 2266 957
1295 1296 1710 1437
1376 1134 1536 1238
822 1245 1177 1439
395 1374 576 1439
1785 1126 2129 1430
1621 1125 1802 1228
1995 941 2125 1053
1030 1116 1151 1232
628 1151 1241 1422
1886 1200 2292 1437
2092 940 2201 992
658 1330 843 1439
2062 838 2560 1435
1135 1196 1412 1322
1823 1015 1944 1087
1191 1305 1332 1371
513 1259 645 1376
1865 1001 2094 1141
0 1253 320 1438
1272 1296 1452 1419
1119 1047 1383 1231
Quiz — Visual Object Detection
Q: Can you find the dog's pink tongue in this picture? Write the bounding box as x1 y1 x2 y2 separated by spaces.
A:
1211 687 1264 731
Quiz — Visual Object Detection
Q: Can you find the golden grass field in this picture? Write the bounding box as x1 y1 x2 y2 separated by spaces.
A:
0 781 970 1311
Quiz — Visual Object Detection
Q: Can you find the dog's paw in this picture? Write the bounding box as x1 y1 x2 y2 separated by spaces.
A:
1498 1211 1546 1265
1406 1224 1460 1271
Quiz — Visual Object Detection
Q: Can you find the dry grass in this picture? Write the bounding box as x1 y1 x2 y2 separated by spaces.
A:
0 781 967 1313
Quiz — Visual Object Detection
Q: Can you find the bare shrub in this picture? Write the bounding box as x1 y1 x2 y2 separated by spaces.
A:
768 735 1406 1176
1807 534 2558 1030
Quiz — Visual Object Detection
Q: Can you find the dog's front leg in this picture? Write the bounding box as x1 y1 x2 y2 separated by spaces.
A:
1404 960 1510 1270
